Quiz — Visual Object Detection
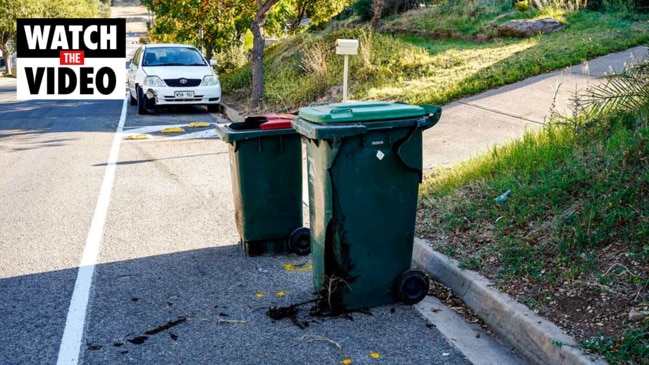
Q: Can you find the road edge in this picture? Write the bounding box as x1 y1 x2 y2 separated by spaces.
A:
413 237 609 365
217 102 245 123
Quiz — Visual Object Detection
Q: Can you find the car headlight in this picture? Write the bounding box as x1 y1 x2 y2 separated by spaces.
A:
144 76 166 87
201 75 219 86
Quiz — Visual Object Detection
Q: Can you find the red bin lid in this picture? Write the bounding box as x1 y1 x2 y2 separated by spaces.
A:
260 115 294 130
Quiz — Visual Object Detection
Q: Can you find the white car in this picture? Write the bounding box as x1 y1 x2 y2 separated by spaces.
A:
127 44 221 114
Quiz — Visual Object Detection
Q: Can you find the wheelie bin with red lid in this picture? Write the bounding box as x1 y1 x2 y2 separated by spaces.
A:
216 114 310 256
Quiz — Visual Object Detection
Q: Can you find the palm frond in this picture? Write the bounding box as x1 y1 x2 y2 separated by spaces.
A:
580 58 649 121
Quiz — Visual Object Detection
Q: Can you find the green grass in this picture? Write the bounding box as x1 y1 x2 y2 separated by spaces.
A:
582 323 649 364
420 121 649 275
221 9 649 112
380 0 515 35
417 104 649 364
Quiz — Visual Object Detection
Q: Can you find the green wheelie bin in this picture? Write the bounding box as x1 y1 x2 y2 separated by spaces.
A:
216 114 310 256
292 101 441 311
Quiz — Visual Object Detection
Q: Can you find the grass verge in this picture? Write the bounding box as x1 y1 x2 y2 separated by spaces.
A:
416 85 649 364
221 9 649 112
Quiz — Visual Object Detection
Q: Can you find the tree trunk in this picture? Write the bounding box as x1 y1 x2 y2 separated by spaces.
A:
250 18 264 108
205 38 213 62
371 0 384 30
0 43 12 76
250 0 279 109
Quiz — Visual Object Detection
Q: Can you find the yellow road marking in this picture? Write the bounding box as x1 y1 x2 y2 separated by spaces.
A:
161 127 185 133
284 263 313 272
125 134 150 140
188 122 210 128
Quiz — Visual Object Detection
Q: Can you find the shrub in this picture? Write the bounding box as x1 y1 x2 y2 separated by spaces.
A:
352 0 373 21
213 45 248 74
636 0 649 12
352 0 425 22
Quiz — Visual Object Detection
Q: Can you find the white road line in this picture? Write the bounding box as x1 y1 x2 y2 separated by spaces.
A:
56 95 128 365
168 128 216 139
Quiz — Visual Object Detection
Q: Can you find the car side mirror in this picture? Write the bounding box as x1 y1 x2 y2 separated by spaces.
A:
209 59 217 66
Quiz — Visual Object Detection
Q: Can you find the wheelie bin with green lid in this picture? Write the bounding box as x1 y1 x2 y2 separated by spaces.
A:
216 114 310 256
292 101 442 311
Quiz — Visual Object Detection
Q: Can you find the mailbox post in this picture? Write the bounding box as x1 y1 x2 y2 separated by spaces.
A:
335 39 359 102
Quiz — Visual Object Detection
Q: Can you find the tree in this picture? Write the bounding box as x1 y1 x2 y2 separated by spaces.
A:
40 0 110 18
0 0 38 75
246 0 349 107
0 0 108 76
142 0 278 108
273 0 349 32
144 0 348 107
142 0 247 61
371 0 384 30
250 0 280 108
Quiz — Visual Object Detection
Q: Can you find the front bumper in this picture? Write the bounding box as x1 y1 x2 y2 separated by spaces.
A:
144 85 221 106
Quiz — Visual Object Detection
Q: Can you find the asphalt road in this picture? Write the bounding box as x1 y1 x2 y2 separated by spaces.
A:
0 80 471 365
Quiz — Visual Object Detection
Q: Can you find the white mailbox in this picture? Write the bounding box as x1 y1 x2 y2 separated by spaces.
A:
336 39 359 55
335 39 359 102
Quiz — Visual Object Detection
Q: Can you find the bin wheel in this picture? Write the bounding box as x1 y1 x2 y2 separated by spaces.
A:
394 270 429 304
288 227 311 256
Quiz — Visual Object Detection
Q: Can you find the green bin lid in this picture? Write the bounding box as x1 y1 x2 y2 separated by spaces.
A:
298 101 426 124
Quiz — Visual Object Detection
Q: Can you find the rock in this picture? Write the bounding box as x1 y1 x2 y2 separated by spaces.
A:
498 17 563 38
629 308 649 322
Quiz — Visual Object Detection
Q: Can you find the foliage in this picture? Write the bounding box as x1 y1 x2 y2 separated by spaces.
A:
222 9 649 111
578 56 649 127
213 43 248 73
353 0 423 21
528 0 649 12
582 322 649 364
142 0 251 60
529 0 589 11
381 0 515 35
637 0 649 12
514 0 531 15
0 0 108 75
267 0 351 34
352 0 373 21
40 0 111 18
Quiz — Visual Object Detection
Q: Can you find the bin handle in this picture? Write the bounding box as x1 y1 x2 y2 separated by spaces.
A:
395 124 423 182
418 104 442 130
329 108 354 119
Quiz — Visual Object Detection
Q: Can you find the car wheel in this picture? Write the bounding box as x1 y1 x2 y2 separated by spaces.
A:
137 87 148 115
129 90 137 106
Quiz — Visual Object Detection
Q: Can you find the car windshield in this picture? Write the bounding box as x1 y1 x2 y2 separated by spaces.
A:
142 47 207 67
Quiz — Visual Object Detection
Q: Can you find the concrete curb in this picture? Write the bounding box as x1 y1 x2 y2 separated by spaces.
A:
413 238 608 365
217 102 244 123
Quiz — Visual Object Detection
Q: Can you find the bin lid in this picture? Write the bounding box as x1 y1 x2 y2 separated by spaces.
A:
260 116 294 130
242 113 297 129
298 101 426 124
